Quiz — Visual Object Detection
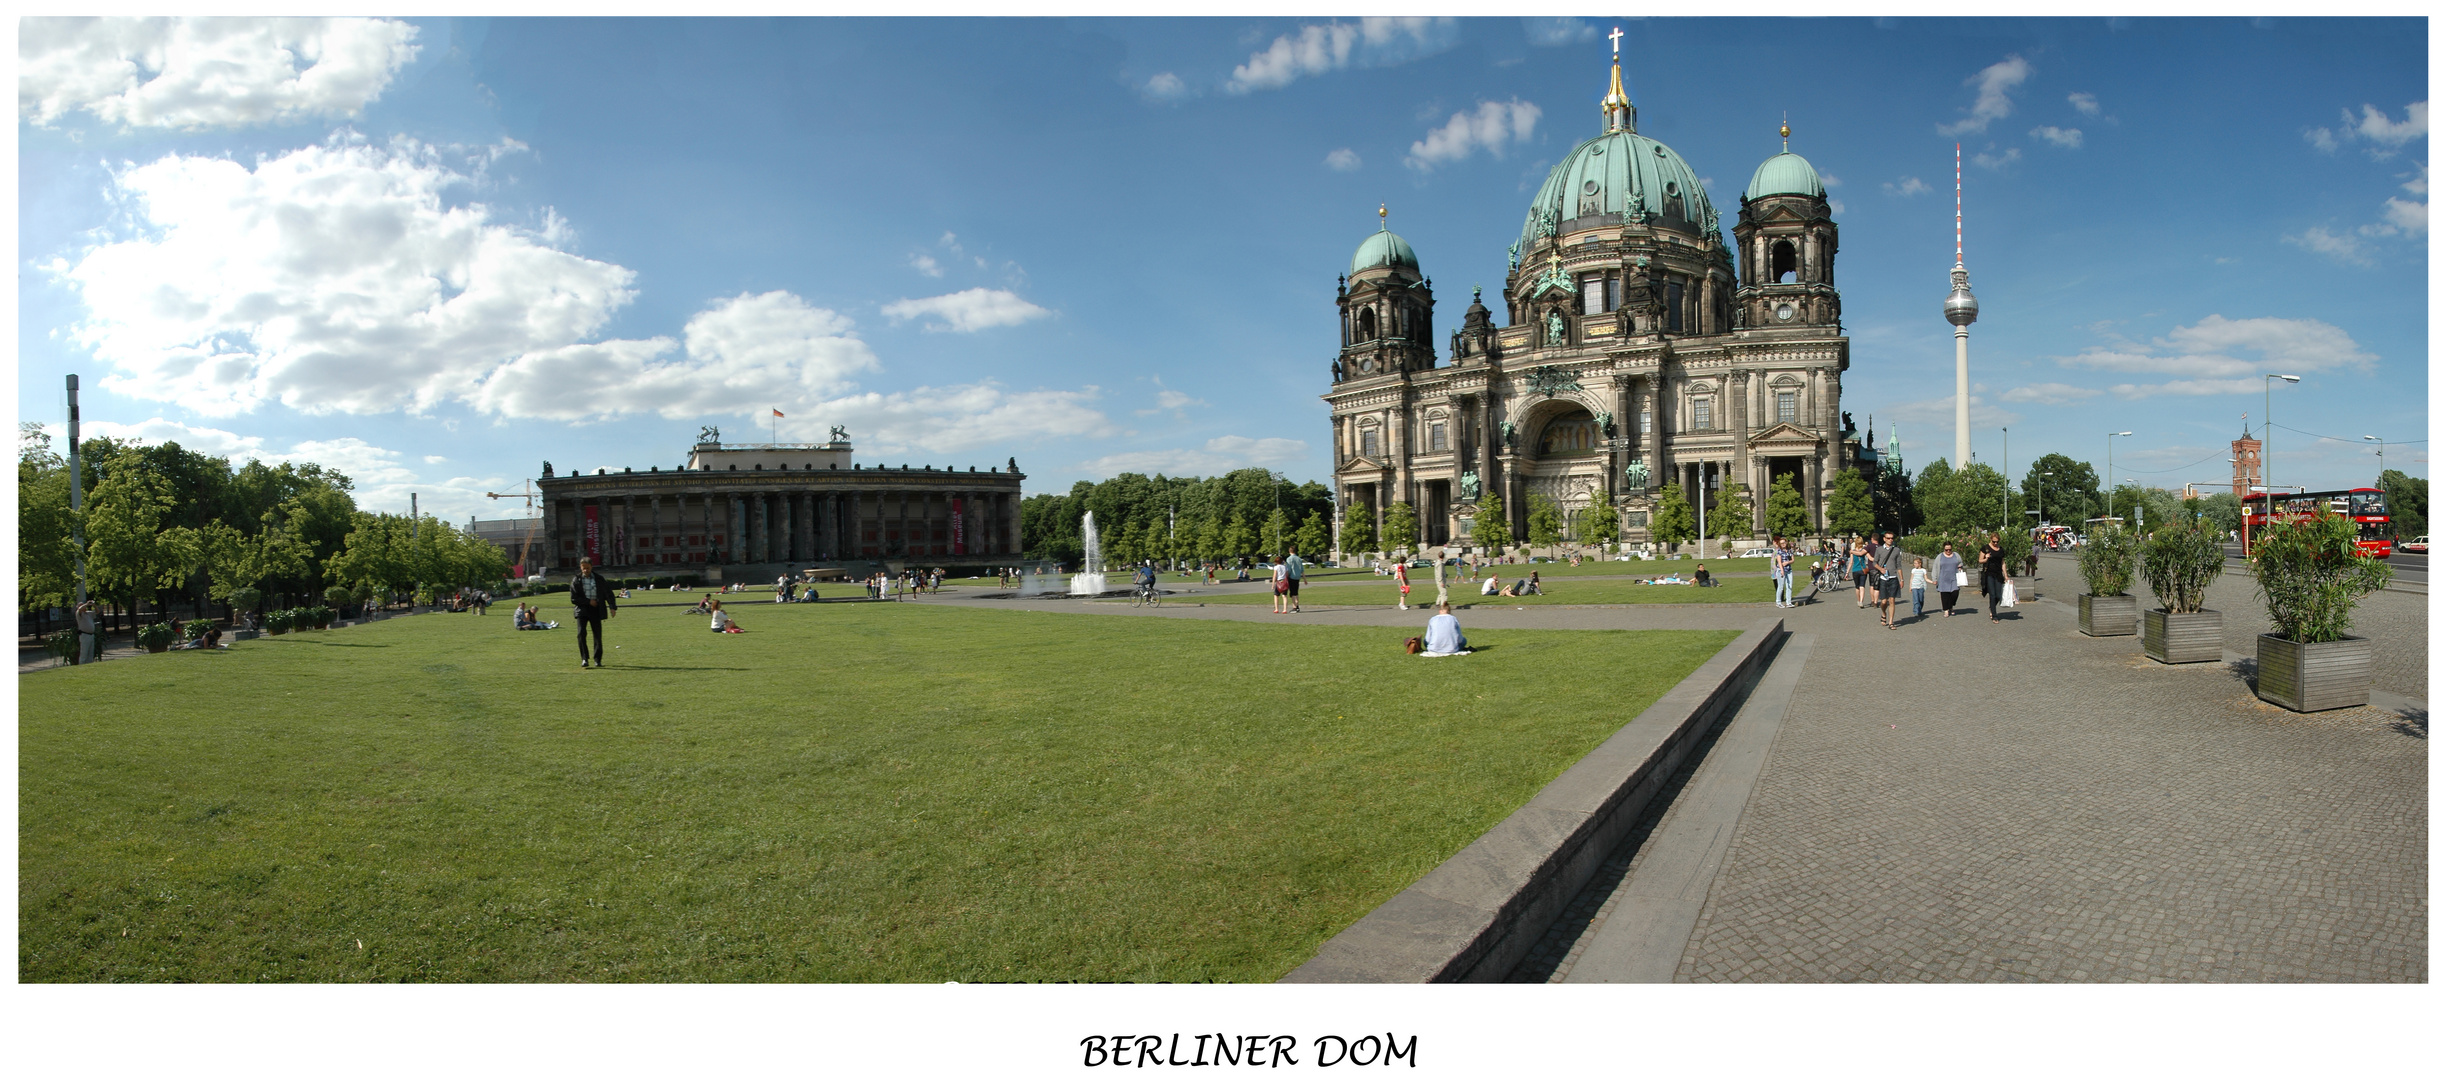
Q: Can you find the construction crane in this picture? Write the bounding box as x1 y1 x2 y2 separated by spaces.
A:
484 479 545 578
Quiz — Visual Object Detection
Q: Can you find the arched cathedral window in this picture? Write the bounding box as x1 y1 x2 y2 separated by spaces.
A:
1772 240 1798 284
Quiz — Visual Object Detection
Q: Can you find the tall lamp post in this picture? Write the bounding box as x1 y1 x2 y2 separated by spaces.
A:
2001 426 2010 529
2105 431 2133 529
2363 434 2385 479
2263 373 2299 496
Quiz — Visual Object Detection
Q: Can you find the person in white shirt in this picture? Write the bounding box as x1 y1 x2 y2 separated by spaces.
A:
1422 602 1468 655
1909 557 1930 622
709 598 740 632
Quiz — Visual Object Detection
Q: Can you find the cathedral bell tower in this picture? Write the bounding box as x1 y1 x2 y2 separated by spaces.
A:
1333 205 1436 383
1733 122 1841 332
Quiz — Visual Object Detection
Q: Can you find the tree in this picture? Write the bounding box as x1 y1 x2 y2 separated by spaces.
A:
1339 506 1376 556
1262 508 1291 556
1221 514 1256 562
1470 492 1512 553
1650 483 1695 548
82 446 200 626
1827 469 1875 538
1948 464 2011 532
1582 499 1620 547
18 431 78 618
1714 483 1755 539
2378 469 2427 541
1382 502 1419 555
1913 459 1959 533
1765 473 1812 538
2024 454 2102 525
1525 493 1565 549
2196 492 2243 539
1292 511 1330 558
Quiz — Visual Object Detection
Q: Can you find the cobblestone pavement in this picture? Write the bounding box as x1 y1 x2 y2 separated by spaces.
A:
937 571 2430 982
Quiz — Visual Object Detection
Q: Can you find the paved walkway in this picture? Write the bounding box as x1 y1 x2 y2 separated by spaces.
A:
936 568 2428 982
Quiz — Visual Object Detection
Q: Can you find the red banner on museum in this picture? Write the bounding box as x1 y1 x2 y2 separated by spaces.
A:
951 498 966 556
584 504 601 564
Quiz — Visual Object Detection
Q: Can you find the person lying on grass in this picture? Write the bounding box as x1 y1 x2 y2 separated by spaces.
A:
1421 602 1469 656
173 626 225 650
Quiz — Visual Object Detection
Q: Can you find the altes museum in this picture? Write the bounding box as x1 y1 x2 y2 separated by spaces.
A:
1325 44 1854 553
534 428 1026 577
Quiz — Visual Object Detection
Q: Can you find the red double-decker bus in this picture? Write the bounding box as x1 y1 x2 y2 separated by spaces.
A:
2242 487 2391 557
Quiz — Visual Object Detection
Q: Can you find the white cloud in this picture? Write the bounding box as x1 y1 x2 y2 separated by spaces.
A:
1140 72 1188 102
2031 125 2084 149
2057 315 2376 398
1324 147 1363 172
2286 226 2371 265
72 416 266 458
820 384 1114 458
1406 98 1541 171
908 253 944 277
59 134 639 418
20 16 421 130
1970 147 2021 170
880 288 1053 333
1883 176 1932 196
2401 162 2428 196
423 455 447 464
1818 173 1842 188
2307 101 2427 157
1999 383 2103 405
1938 54 2031 136
2067 91 2100 116
1225 18 1456 94
1827 198 1846 215
2379 196 2427 234
473 291 882 421
1077 435 1308 478
1521 18 1598 46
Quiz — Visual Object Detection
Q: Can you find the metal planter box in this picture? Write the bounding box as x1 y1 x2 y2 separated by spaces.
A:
2254 634 2371 713
2078 593 2138 637
2142 608 2222 664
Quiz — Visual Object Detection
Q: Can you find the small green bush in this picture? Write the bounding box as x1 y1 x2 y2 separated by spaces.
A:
265 609 296 635
324 585 353 609
182 621 211 641
2250 510 2391 643
2140 523 2226 614
2078 524 2141 597
135 622 177 650
44 629 78 662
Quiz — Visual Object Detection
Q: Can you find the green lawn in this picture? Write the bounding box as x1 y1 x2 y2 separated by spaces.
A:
20 604 1736 982
1142 574 1779 607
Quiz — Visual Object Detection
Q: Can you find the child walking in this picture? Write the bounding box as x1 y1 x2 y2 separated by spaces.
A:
1909 557 1929 621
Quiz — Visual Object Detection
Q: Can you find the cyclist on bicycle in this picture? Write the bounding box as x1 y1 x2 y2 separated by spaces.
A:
1135 561 1159 602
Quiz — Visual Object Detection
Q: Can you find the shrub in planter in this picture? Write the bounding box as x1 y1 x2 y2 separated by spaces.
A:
136 622 178 653
2249 510 2391 712
265 609 296 635
305 605 334 629
2139 522 2227 663
2076 523 2143 636
183 621 212 642
46 628 80 663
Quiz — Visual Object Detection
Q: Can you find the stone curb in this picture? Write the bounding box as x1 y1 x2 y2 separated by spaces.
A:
1279 616 1787 984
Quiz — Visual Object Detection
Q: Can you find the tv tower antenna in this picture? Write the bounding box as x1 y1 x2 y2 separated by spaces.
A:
1943 143 1980 470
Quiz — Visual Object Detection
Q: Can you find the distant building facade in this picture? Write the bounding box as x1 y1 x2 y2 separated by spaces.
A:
1322 45 1853 552
535 429 1026 574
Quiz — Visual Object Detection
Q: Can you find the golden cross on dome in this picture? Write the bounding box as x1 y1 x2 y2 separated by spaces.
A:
1608 26 1622 56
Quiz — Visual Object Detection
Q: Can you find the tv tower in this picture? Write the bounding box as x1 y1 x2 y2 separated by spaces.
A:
1943 144 1979 469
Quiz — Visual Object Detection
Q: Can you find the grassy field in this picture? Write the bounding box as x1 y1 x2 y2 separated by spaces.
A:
1133 574 1779 608
20 603 1736 982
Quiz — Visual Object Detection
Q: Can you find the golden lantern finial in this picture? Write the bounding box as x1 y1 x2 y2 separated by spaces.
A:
1378 203 1387 226
1780 114 1791 151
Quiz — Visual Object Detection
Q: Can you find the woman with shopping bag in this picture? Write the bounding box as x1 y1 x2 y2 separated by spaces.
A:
1980 533 2010 622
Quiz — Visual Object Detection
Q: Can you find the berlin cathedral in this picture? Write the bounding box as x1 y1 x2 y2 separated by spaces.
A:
1325 44 1853 553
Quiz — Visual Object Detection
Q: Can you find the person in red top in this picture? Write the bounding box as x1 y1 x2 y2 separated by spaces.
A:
1394 560 1411 610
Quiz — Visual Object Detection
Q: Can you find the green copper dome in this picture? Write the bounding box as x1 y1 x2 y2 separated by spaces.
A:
1520 129 1717 251
1744 151 1825 200
1350 227 1420 277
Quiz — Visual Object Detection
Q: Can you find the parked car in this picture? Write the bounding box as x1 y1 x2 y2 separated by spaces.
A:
2400 535 2427 554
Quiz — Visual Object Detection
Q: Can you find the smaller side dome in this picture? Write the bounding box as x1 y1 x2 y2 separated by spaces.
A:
1350 227 1420 276
1745 152 1825 201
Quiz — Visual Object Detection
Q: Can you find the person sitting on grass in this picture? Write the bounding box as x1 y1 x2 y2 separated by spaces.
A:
1420 602 1469 656
1480 574 1503 596
1525 571 1544 596
1691 563 1713 587
512 602 556 630
709 598 743 633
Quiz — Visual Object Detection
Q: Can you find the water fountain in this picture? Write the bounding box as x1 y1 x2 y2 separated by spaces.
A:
1070 510 1108 596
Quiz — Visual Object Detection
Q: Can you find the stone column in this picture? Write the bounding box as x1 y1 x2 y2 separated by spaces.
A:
1731 372 1752 538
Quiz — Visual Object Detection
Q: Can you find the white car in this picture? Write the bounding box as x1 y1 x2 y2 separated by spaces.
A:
2401 535 2427 554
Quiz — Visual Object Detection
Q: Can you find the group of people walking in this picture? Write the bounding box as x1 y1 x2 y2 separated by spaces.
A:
1798 532 2015 628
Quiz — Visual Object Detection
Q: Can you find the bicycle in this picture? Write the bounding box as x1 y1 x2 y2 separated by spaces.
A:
1133 581 1161 607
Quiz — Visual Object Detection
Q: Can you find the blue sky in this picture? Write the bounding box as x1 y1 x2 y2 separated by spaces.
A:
16 16 2430 524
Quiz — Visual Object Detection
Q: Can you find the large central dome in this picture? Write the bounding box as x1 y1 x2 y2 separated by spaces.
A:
1520 129 1716 252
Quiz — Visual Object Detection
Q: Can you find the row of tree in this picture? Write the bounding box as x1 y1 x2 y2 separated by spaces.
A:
18 426 509 635
1019 469 1336 567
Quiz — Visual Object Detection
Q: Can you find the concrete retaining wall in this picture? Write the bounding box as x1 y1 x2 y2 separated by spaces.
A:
1281 616 1787 983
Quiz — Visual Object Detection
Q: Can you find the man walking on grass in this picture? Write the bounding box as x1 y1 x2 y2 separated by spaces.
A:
569 556 617 668
1284 549 1305 613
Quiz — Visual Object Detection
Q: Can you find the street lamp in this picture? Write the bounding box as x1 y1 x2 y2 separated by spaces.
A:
2038 471 2054 530
2106 432 2133 528
2264 373 2299 495
2001 426 2010 528
2363 435 2384 479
